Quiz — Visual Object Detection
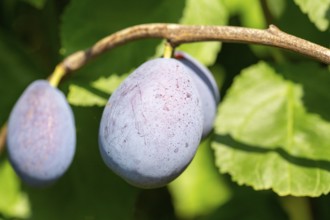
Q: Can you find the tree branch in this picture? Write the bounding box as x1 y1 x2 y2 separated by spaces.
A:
1 23 330 154
59 23 330 74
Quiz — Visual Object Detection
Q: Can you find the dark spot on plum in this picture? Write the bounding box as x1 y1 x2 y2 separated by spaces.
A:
174 148 179 153
185 143 189 148
104 126 109 136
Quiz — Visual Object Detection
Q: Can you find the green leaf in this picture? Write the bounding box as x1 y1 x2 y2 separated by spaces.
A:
212 61 330 197
0 159 30 218
223 0 273 58
178 0 228 66
91 73 128 94
293 0 330 31
67 73 128 107
21 0 47 9
206 185 288 220
223 0 266 28
67 84 107 106
168 138 231 219
277 0 329 47
266 0 286 19
0 30 42 126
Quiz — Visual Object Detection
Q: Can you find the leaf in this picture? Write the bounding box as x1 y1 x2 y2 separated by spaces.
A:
206 184 288 220
0 30 42 126
276 0 330 48
293 0 330 31
21 0 47 9
168 138 231 219
91 74 128 94
212 61 330 196
223 0 266 28
223 0 275 58
0 159 30 218
178 0 228 66
67 73 128 107
67 84 107 106
265 0 286 18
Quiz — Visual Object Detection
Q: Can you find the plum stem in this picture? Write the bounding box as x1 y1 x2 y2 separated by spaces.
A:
163 41 174 59
48 64 66 87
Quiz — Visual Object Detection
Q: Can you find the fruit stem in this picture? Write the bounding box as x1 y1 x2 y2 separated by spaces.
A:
163 41 174 59
48 64 66 87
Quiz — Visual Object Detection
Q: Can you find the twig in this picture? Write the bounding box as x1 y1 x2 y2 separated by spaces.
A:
58 23 330 75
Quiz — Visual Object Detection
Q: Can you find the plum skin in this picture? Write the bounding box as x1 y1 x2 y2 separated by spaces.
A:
175 51 220 138
99 58 203 188
7 80 76 187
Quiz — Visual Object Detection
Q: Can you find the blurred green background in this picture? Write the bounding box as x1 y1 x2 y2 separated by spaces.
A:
0 0 330 219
